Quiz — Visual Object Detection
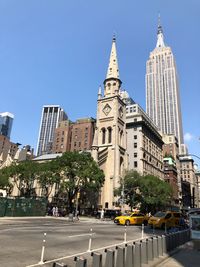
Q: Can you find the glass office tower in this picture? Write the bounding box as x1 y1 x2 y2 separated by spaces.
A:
36 105 68 156
0 112 14 139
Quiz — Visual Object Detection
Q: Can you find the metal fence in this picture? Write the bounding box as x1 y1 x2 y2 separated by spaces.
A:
52 229 190 267
0 197 47 217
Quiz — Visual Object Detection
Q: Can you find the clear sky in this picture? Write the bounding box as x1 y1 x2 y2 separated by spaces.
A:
0 0 199 166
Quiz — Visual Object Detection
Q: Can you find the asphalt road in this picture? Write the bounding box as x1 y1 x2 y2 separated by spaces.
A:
0 217 163 267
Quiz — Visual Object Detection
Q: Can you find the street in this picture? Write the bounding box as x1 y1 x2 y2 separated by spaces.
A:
0 216 163 267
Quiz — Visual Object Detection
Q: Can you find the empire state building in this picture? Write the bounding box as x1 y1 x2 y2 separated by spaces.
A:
146 21 183 146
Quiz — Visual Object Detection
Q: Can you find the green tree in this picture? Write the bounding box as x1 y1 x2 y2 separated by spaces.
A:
138 175 173 213
0 161 42 197
115 170 173 213
115 170 142 210
12 160 41 197
37 160 61 198
55 152 105 211
0 167 13 194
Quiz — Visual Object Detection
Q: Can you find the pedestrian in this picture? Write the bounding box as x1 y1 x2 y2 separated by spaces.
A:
100 209 104 220
52 206 56 217
55 206 59 217
75 209 79 220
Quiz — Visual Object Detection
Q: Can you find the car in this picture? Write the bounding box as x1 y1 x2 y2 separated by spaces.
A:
114 212 149 226
96 209 121 220
148 211 181 229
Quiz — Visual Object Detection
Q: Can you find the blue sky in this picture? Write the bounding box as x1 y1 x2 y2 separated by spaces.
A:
0 0 199 166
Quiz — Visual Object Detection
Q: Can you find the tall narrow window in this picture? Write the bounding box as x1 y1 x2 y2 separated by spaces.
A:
102 128 106 144
120 130 123 146
108 127 112 143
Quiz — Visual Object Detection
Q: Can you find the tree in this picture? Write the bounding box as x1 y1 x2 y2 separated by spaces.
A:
37 160 61 198
138 175 173 213
0 161 43 197
115 170 142 210
0 167 13 194
12 161 41 197
115 170 173 213
55 152 105 211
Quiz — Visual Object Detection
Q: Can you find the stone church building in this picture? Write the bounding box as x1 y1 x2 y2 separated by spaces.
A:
92 37 129 209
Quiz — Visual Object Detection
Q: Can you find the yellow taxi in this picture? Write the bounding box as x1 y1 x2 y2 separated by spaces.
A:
114 212 149 226
148 211 181 229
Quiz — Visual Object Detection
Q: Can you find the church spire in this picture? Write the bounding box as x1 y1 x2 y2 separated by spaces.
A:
106 35 120 79
156 15 165 48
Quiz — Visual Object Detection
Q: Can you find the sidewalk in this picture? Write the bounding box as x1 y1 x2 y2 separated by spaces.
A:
156 241 200 267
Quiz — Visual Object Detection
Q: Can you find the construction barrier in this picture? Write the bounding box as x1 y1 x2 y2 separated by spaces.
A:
0 196 47 217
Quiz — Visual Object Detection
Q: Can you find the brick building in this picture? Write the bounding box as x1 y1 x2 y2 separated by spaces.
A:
53 118 96 153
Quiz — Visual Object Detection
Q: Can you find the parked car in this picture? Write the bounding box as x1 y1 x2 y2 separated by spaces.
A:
96 209 121 220
148 211 181 229
114 212 149 226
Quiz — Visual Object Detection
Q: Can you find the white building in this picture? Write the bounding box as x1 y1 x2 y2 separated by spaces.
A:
126 103 164 179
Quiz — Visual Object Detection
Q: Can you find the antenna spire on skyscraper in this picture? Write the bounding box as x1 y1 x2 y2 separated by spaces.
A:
156 14 165 48
157 13 163 34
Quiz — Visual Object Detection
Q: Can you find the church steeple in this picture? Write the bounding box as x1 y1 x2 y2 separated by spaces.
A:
106 35 120 79
156 15 165 48
104 36 122 97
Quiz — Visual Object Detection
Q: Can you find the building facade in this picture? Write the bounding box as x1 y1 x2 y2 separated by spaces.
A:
0 112 14 139
52 118 96 154
163 157 179 204
36 105 68 156
162 134 181 203
92 37 128 209
146 20 183 147
69 118 95 152
179 155 199 208
0 135 18 163
126 103 164 179
52 120 72 153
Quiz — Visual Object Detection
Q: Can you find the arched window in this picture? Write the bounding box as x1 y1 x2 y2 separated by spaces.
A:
108 127 112 143
102 128 106 144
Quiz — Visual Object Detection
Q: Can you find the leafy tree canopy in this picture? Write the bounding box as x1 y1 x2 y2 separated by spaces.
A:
55 152 104 207
116 170 173 213
0 167 13 193
0 152 104 210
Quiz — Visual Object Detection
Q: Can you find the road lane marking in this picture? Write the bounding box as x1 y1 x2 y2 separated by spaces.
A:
68 233 95 238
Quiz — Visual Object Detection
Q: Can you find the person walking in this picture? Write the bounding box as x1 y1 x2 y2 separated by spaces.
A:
100 209 104 220
75 209 79 220
55 206 59 217
52 206 56 217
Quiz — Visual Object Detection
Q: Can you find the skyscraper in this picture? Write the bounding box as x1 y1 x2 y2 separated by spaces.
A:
36 105 68 156
0 112 14 139
146 19 183 147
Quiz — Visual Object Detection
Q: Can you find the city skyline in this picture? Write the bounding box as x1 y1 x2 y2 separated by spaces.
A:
0 1 199 165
